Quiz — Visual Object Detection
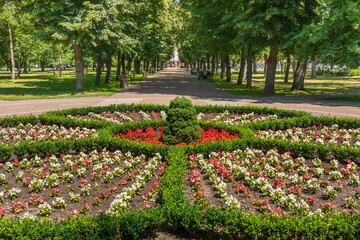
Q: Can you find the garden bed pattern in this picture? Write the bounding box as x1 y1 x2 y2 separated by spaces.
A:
67 111 167 124
0 123 98 145
187 149 360 216
66 111 278 126
0 150 165 219
255 124 360 148
198 110 278 125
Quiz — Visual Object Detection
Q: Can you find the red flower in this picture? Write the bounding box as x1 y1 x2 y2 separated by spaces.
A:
113 126 239 145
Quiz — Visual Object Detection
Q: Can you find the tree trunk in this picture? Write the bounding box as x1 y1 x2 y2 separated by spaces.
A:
5 60 10 71
237 50 246 85
280 61 283 72
59 49 63 78
105 52 112 84
220 57 225 80
211 54 215 74
95 51 103 86
292 61 307 91
8 23 15 80
215 55 218 77
121 54 126 74
23 60 28 74
72 43 84 91
284 56 291 83
246 54 253 89
155 59 158 72
311 60 317 79
41 65 45 72
226 55 231 82
207 55 210 71
253 56 257 74
127 54 131 74
116 51 122 81
264 40 279 95
16 65 21 79
133 57 136 73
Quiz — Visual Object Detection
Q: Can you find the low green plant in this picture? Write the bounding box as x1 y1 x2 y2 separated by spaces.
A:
162 97 201 145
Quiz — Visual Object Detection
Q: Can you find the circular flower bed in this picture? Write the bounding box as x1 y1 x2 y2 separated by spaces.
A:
113 127 240 145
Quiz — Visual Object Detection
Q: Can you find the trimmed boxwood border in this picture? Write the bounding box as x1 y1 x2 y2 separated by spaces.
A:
0 104 360 239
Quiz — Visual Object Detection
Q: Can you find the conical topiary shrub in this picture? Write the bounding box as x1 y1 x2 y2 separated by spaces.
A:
162 97 201 145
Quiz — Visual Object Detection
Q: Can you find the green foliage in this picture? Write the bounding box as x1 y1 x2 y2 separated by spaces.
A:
0 115 38 127
350 69 360 76
0 211 164 240
162 97 201 145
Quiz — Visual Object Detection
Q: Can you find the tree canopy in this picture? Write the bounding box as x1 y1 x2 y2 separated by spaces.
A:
0 0 359 94
177 0 360 94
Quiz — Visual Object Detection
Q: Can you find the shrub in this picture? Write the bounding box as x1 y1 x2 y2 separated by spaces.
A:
162 97 201 145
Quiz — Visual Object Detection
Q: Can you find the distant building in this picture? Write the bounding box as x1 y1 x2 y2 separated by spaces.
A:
168 48 184 68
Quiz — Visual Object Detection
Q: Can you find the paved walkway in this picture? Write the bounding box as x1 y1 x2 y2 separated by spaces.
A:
0 68 360 118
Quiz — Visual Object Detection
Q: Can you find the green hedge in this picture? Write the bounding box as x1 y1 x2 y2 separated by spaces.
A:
0 210 163 239
0 115 38 127
41 104 168 116
194 105 310 117
248 115 360 130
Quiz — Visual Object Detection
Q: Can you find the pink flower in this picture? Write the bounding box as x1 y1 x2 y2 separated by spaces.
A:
144 202 150 208
71 209 78 218
308 197 316 205
282 212 289 216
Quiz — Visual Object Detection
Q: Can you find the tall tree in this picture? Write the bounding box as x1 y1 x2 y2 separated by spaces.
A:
25 0 134 91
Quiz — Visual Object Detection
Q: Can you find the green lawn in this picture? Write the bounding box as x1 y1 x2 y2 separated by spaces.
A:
321 96 360 102
209 70 360 97
0 70 150 101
